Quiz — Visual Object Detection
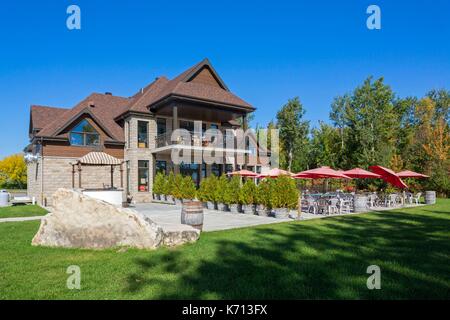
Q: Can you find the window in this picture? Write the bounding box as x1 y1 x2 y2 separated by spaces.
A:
180 162 200 186
247 166 255 172
138 121 148 148
157 118 166 136
211 163 222 177
138 160 149 192
156 160 167 175
202 163 207 178
70 120 100 146
180 120 194 132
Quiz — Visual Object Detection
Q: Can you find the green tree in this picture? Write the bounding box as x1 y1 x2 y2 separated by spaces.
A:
276 97 310 172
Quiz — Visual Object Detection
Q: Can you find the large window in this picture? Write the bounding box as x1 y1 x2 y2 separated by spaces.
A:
70 120 100 146
138 121 148 148
156 160 167 175
211 163 222 177
180 163 200 186
157 118 166 136
138 160 149 192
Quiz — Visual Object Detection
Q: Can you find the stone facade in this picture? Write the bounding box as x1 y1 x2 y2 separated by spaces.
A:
28 156 123 206
124 115 156 203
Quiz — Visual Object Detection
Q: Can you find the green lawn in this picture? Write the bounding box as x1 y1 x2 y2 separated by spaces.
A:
0 200 449 299
0 205 48 219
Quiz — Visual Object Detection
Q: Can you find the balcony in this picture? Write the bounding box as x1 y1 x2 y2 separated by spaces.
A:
153 130 250 155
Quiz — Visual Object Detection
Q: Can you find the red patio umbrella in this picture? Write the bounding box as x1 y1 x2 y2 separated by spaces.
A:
369 165 408 189
396 170 429 179
257 168 294 178
227 169 258 177
293 166 352 179
343 168 382 179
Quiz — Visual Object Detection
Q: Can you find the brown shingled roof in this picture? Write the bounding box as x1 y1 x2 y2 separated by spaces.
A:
36 93 130 142
125 58 254 113
30 59 254 142
30 105 68 132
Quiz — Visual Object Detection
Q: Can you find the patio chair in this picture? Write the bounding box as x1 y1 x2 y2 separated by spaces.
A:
412 192 422 205
329 198 339 214
367 193 378 207
338 198 352 214
303 197 318 214
317 198 330 215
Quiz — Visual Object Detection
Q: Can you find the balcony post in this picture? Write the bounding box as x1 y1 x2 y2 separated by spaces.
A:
173 105 178 130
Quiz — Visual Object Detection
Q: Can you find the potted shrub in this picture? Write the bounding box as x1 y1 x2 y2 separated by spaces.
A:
197 177 209 207
255 179 272 216
181 176 197 202
206 176 218 210
153 172 164 200
165 172 175 203
215 174 229 211
239 179 257 214
225 176 241 213
272 175 298 219
172 174 184 205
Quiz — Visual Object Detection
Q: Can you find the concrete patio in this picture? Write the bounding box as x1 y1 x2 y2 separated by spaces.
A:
134 202 291 232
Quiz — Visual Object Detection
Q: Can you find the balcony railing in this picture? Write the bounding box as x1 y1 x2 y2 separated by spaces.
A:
155 130 234 149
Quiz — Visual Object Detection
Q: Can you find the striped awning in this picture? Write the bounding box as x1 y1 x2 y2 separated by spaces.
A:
77 152 122 165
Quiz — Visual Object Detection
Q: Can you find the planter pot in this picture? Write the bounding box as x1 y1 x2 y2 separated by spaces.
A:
206 201 216 210
242 204 255 214
154 194 161 201
217 202 228 212
229 204 241 214
256 204 270 217
273 208 289 219
174 198 183 206
162 195 168 201
182 198 193 203
201 202 208 208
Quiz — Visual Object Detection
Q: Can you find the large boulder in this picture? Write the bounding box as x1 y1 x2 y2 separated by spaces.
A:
32 189 198 249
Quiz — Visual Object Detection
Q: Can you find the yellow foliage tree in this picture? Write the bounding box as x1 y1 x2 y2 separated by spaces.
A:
0 154 27 189
422 118 450 163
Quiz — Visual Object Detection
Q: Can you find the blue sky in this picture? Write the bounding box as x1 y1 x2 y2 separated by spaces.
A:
0 0 448 158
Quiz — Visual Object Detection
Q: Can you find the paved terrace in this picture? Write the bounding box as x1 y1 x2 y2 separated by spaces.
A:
134 202 291 232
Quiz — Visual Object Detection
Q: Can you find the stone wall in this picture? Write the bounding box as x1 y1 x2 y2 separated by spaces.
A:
124 116 156 203
34 156 123 206
27 159 42 203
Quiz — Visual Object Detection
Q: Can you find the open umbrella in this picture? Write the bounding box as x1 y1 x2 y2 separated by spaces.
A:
396 170 429 179
294 166 352 179
257 168 294 178
343 168 382 179
227 169 258 177
369 165 408 189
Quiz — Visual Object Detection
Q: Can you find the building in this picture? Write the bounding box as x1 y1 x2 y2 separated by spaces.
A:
26 59 268 206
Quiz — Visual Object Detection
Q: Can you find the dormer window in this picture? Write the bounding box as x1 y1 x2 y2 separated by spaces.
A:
70 119 100 146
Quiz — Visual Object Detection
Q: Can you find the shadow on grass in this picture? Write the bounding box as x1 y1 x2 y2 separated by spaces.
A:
124 206 450 299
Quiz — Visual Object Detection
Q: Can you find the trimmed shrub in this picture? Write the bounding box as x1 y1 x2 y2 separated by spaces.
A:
224 176 241 204
239 179 257 205
256 179 272 208
166 172 176 196
153 172 164 195
180 176 197 200
215 175 229 204
172 174 184 199
270 176 299 209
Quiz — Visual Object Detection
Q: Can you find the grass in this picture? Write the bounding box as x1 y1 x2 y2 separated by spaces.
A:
0 205 48 219
0 199 449 299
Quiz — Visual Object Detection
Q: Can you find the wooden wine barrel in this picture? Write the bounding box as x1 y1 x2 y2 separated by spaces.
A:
425 191 436 205
181 201 204 231
353 195 367 213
